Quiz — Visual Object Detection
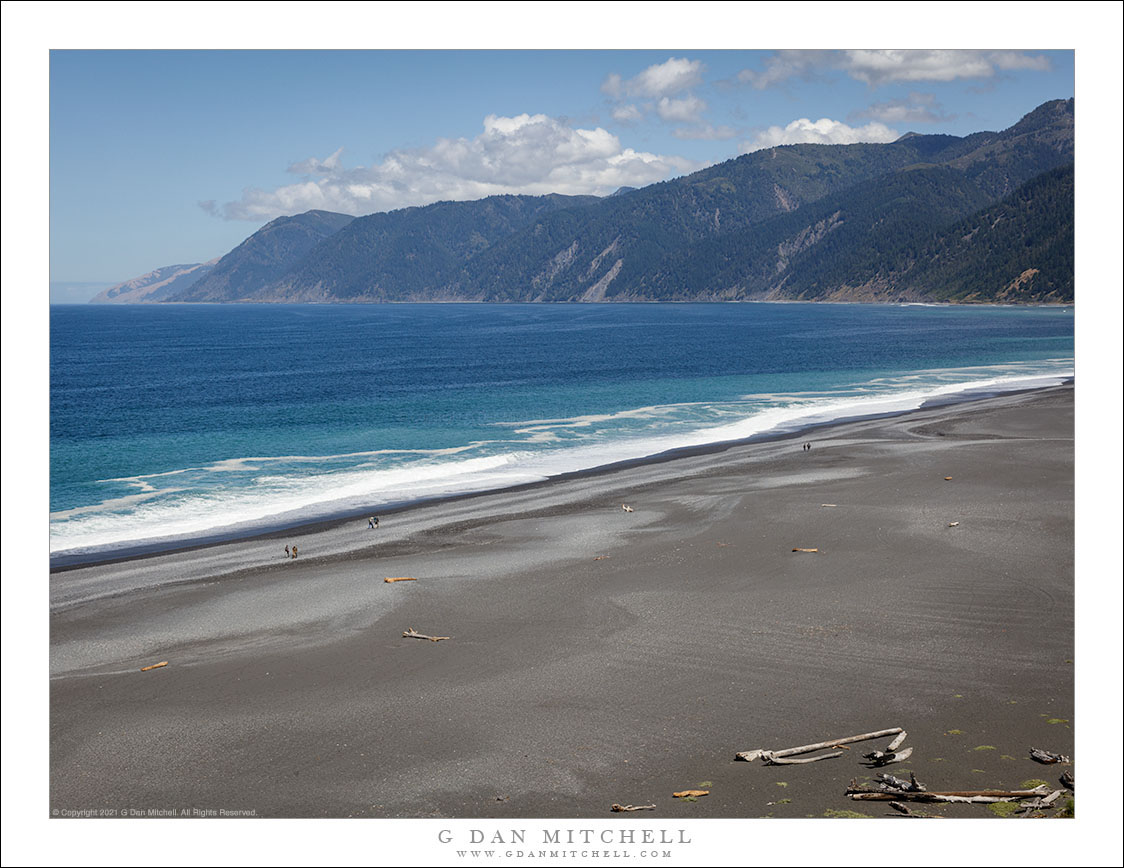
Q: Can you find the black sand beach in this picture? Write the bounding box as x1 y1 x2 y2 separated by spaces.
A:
50 386 1075 820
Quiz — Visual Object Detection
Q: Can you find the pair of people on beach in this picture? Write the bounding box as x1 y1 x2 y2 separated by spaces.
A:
802 442 812 451
367 516 379 529
284 544 298 559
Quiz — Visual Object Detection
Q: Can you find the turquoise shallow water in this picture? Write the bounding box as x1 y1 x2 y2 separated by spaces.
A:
49 303 1073 558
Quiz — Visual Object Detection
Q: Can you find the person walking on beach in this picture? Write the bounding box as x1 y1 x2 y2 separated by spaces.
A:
285 544 290 558
291 544 298 560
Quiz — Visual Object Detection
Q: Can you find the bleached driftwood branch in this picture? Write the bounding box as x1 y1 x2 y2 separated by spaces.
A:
737 727 904 764
847 784 1051 804
403 628 450 642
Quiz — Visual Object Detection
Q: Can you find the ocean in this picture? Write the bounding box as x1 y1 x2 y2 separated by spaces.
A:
49 303 1073 562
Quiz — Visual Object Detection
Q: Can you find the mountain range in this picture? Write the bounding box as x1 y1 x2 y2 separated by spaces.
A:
93 99 1074 305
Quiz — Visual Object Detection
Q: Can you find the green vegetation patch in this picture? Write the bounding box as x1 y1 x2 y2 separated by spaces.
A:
823 809 871 819
988 802 1020 818
973 745 996 751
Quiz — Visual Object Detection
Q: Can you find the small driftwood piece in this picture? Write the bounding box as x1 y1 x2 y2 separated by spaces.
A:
1030 747 1070 764
1060 770 1074 790
140 661 168 672
384 577 417 583
820 503 837 508
791 547 819 553
737 726 904 764
672 789 709 798
862 746 914 767
889 801 914 816
943 476 953 481
947 521 960 527
611 803 656 812
886 730 908 751
621 504 634 513
403 628 450 642
876 772 926 793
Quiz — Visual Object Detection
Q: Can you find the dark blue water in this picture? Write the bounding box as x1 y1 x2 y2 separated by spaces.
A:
50 303 1073 556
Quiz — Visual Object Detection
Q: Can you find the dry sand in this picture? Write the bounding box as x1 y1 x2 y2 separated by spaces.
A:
50 385 1074 820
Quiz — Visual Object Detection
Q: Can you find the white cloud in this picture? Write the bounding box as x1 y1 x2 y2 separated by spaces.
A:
656 94 706 123
214 113 698 221
741 117 900 152
601 72 624 98
603 57 703 99
737 49 1051 89
287 147 343 174
841 49 1048 85
736 50 830 89
611 103 644 123
850 92 952 124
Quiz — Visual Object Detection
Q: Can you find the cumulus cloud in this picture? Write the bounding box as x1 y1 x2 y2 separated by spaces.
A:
737 49 1051 89
850 92 953 124
603 57 703 99
656 94 707 123
741 117 900 152
211 113 698 221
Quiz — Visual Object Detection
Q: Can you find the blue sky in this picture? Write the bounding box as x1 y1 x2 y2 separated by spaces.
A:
44 41 1080 293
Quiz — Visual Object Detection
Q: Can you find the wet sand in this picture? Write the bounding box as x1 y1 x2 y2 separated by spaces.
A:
50 385 1075 820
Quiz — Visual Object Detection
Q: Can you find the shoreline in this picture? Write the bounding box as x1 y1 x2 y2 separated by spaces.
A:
51 384 1074 820
49 377 1072 572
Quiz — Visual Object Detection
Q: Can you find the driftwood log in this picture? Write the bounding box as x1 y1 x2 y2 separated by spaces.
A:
140 661 168 671
847 784 1051 805
403 628 450 642
1060 770 1074 790
384 577 417 583
737 727 904 764
610 803 656 812
791 547 819 553
1030 747 1070 764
